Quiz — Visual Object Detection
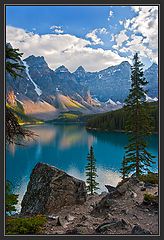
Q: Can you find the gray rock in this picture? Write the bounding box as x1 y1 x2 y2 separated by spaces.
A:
131 191 137 198
121 209 128 215
141 187 146 191
21 163 87 215
139 181 145 187
65 214 75 222
105 185 116 193
131 224 152 235
95 218 128 233
56 216 68 227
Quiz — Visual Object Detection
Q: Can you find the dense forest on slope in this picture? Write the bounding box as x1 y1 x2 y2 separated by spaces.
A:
86 102 158 132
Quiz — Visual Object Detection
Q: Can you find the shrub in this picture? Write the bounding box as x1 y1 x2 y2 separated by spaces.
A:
143 193 158 208
6 215 47 235
6 181 18 215
139 171 158 184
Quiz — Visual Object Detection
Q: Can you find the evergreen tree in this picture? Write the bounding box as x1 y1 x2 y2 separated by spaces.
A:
85 146 99 195
122 53 155 177
6 43 25 78
5 44 33 145
120 155 128 180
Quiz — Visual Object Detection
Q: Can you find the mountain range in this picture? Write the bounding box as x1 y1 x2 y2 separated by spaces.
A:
6 44 158 120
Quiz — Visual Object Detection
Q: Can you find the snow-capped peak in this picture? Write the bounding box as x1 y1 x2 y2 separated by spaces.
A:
23 60 42 96
116 101 122 105
153 97 158 101
145 94 158 102
106 98 117 105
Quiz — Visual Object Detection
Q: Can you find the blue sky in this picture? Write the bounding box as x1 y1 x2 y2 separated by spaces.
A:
6 5 158 72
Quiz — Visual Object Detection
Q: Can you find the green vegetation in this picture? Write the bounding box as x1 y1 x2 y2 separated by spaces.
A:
7 101 44 125
85 146 99 195
57 112 79 121
6 44 35 145
86 101 158 132
48 111 96 123
119 155 128 180
6 44 25 78
6 181 18 215
139 171 158 184
6 215 46 235
121 53 155 177
143 193 158 205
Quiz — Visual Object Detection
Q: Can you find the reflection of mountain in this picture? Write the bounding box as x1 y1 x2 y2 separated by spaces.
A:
29 125 57 144
7 124 158 213
8 143 16 156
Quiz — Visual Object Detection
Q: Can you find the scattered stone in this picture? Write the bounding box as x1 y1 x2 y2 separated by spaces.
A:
47 215 59 221
81 215 88 221
144 209 149 212
131 224 152 235
144 182 154 188
65 214 75 222
121 209 128 215
56 216 67 227
132 214 138 219
95 218 128 233
21 163 87 215
131 191 137 198
139 181 144 187
141 187 146 191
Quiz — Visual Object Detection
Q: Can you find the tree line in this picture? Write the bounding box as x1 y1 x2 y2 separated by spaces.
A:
86 102 158 133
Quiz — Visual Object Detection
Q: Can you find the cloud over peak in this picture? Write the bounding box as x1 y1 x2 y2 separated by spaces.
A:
6 25 127 72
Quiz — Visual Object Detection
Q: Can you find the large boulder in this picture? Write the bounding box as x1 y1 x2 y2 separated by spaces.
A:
21 163 87 215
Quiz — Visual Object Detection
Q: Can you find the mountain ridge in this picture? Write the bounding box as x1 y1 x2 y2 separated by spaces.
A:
6 44 158 121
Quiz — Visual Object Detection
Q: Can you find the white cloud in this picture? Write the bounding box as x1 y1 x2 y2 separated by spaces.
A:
119 20 123 25
99 27 108 35
124 19 131 29
50 25 64 34
6 25 128 72
86 28 108 45
108 10 113 21
113 30 129 49
129 6 158 62
116 6 158 63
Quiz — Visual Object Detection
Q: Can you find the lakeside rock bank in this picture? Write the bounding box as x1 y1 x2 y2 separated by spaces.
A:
20 163 158 235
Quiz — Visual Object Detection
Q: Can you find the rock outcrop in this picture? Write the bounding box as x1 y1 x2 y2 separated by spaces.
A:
21 163 87 215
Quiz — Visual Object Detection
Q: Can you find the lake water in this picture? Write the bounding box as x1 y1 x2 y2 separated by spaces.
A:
6 124 158 211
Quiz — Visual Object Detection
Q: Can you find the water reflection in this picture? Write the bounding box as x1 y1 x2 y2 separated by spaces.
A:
6 124 158 211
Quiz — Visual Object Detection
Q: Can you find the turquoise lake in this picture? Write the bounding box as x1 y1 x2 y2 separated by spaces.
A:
6 124 158 211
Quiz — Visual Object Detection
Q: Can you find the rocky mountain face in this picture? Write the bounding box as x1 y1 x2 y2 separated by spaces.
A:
73 61 132 102
144 63 158 98
6 44 158 120
73 61 158 102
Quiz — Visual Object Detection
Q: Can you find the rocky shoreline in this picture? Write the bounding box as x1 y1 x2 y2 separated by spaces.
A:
16 163 159 235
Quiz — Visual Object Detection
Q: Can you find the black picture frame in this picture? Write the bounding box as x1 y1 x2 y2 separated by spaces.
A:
0 0 163 239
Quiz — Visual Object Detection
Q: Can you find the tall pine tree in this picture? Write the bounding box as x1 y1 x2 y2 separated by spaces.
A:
120 155 128 180
122 53 155 178
85 146 99 195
